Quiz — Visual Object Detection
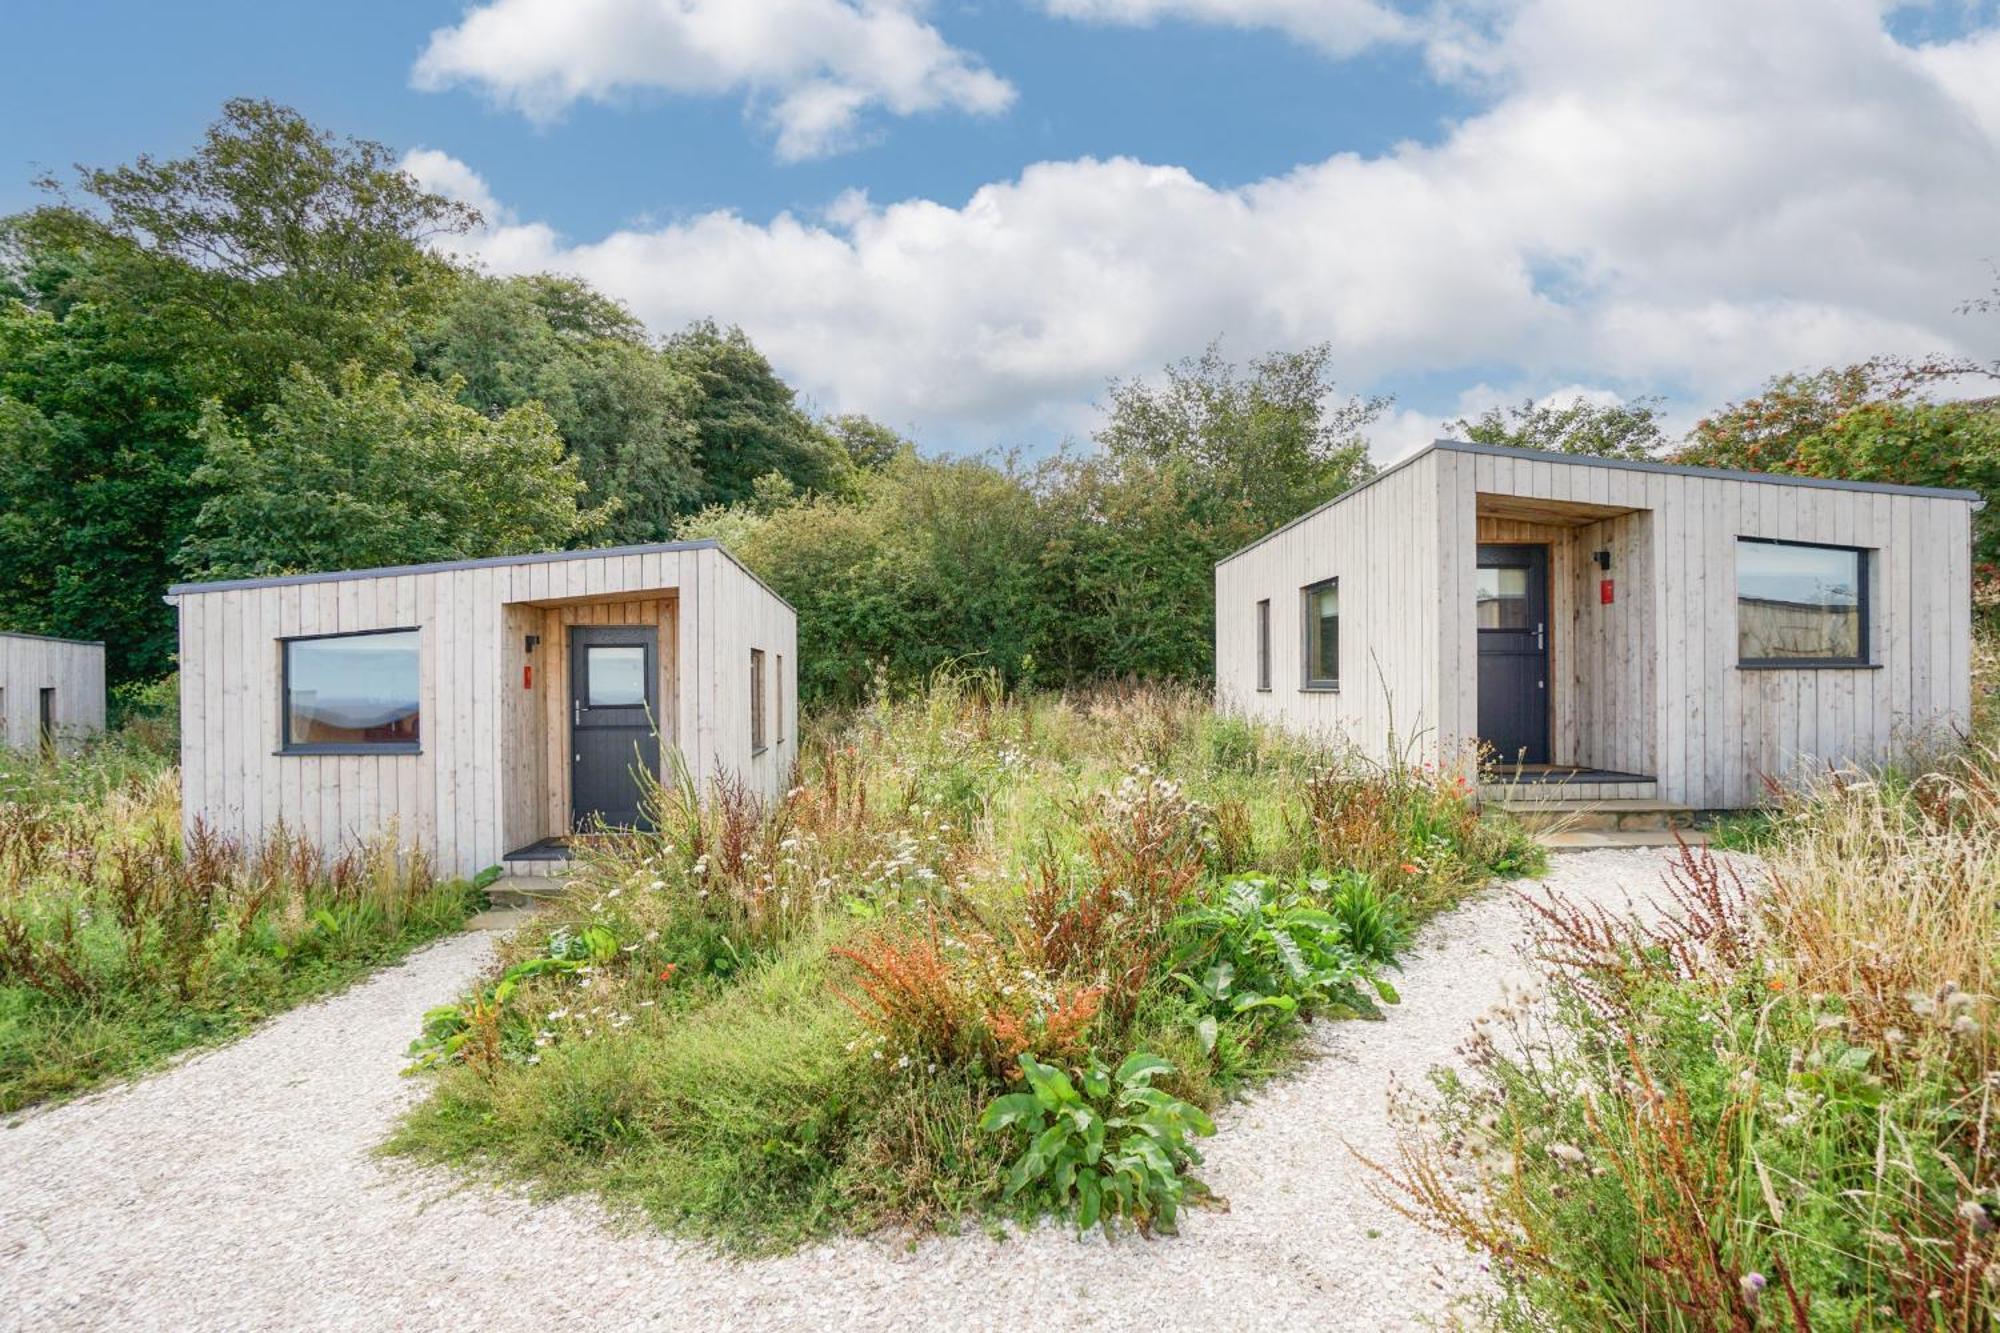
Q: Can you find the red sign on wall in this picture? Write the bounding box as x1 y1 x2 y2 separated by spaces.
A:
1600 578 1615 605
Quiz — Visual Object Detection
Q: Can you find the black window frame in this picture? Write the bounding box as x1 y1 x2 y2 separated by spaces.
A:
1735 536 1873 670
1300 578 1340 692
1255 599 1272 692
279 626 424 755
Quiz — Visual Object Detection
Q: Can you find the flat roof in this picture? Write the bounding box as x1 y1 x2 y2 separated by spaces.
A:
165 538 795 613
1217 438 1985 567
0 630 104 648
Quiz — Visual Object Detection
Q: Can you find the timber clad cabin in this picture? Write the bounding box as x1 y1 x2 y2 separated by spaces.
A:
1215 440 1980 810
168 540 797 879
0 631 106 756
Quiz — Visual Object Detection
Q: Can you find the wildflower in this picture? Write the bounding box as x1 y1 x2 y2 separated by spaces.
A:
1400 863 1420 876
1547 1143 1586 1167
1960 1200 1995 1235
1766 976 1785 992
1739 1273 1765 1307
658 964 679 983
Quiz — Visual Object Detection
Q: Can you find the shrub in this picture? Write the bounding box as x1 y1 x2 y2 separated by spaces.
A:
979 1051 1215 1236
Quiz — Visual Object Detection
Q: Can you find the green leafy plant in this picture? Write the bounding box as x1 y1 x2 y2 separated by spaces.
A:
979 1051 1216 1236
1171 875 1400 1050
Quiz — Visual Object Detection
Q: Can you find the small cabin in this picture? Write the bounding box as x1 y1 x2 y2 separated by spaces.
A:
1215 441 1979 810
0 631 106 756
168 540 797 879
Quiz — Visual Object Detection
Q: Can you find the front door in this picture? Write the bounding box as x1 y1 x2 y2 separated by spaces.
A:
1476 544 1550 767
570 626 661 829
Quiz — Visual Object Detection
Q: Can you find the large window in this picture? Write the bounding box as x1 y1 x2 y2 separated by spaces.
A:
283 629 421 752
1302 579 1339 690
1255 599 1272 692
1737 538 1869 666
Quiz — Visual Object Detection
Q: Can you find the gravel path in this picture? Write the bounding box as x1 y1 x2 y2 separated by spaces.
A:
1 848 1685 1332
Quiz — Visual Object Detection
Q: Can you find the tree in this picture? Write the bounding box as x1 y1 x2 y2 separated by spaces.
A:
1450 395 1668 460
415 274 703 541
0 99 481 680
664 320 855 507
1675 365 1892 472
182 364 611 579
823 412 912 473
1095 341 1380 531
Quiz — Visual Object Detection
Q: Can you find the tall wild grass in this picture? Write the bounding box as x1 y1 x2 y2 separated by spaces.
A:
389 671 1540 1249
1383 758 2000 1330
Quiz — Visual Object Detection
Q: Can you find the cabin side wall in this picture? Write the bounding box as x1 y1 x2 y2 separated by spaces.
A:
682 547 797 802
1437 450 1972 808
0 637 106 754
1214 452 1445 765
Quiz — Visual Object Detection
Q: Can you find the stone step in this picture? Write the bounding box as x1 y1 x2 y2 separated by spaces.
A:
1481 780 1659 804
1540 828 1711 851
1490 799 1696 833
485 873 568 909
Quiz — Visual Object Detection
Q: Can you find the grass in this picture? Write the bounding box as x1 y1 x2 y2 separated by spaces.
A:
0 733 481 1114
388 672 1542 1250
1382 756 2000 1329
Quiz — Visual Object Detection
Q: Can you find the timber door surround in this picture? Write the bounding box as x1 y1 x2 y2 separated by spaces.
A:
1476 544 1551 766
569 625 661 829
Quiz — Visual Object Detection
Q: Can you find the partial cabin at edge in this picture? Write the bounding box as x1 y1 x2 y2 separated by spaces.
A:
0 631 107 756
1215 440 1978 810
168 539 798 880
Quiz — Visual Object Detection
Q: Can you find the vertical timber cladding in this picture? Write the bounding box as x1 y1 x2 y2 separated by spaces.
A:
1212 450 1448 762
170 540 798 879
1219 442 1975 811
1430 443 1971 809
0 633 106 754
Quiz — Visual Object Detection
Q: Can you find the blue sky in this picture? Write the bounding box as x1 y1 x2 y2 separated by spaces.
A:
5 1 1999 455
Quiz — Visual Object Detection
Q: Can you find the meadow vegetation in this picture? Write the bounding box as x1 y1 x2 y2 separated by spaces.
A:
388 674 1539 1249
0 730 479 1113
1383 763 2000 1329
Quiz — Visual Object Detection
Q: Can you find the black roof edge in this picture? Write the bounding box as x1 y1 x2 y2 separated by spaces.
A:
1216 439 1985 568
164 538 796 614
0 630 105 648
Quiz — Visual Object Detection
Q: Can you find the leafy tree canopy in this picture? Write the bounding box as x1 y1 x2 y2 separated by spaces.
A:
182 364 610 579
663 320 855 508
1450 394 1668 461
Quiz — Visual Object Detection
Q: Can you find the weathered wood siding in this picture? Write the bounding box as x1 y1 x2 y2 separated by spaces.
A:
0 633 106 754
1222 443 1975 809
173 541 797 878
1447 447 1971 807
1215 451 1444 757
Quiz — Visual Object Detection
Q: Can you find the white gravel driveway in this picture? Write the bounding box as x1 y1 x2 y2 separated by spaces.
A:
1 848 1681 1332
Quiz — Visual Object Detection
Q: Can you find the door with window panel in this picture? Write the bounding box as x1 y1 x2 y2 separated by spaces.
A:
1475 544 1550 766
569 626 660 829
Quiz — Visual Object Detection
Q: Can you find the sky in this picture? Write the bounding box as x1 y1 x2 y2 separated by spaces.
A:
5 0 2000 458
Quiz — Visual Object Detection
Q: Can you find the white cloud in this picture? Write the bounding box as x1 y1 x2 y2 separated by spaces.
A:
1037 0 1417 57
415 0 2000 453
411 0 1015 160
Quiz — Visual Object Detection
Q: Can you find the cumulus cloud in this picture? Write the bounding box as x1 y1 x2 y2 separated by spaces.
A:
1037 0 1417 57
411 0 2000 453
411 0 1015 160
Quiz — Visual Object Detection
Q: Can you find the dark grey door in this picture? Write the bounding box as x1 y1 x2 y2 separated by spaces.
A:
570 626 660 829
1476 544 1550 767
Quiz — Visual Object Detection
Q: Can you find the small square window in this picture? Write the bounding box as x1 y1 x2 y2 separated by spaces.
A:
1302 579 1338 690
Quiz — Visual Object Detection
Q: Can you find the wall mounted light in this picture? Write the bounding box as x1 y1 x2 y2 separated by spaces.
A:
1592 550 1612 572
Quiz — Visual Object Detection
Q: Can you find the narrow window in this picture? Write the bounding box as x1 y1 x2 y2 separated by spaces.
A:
37 687 54 754
1302 579 1339 690
282 628 421 753
1255 599 1272 692
750 648 767 752
0 687 8 748
1737 538 1869 666
776 654 786 743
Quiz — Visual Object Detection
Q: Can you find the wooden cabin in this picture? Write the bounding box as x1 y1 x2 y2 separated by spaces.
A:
1214 441 1979 810
168 540 797 879
0 631 106 756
